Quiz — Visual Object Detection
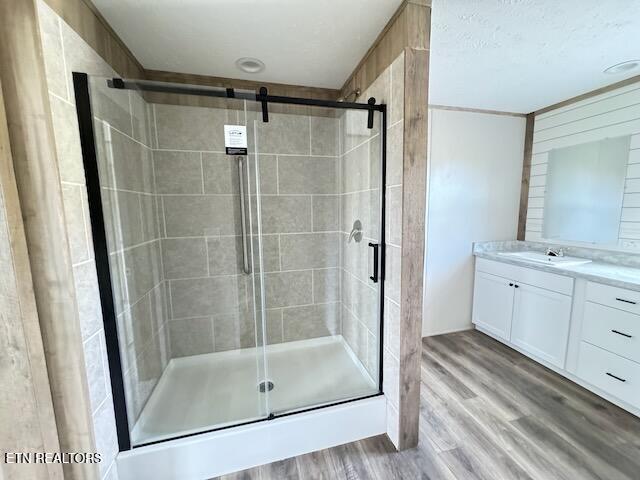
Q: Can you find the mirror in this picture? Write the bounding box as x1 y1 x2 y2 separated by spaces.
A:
542 136 630 245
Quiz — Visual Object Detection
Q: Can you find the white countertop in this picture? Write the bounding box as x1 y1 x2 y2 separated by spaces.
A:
474 250 640 292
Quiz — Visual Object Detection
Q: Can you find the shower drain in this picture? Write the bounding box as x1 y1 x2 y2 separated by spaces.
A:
258 380 274 393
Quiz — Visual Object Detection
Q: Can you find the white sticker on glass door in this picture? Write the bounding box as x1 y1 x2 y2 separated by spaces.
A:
224 125 248 155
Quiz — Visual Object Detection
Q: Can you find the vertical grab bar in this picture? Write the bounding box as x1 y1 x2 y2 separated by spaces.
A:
237 156 251 274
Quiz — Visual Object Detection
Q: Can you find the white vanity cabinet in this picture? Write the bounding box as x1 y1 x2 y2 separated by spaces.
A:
510 283 572 368
472 258 573 368
574 282 640 411
472 255 640 417
471 271 515 341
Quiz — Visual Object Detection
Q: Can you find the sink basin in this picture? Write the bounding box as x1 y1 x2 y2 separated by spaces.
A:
497 251 592 267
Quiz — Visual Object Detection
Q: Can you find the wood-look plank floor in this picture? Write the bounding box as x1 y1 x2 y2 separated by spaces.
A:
216 330 640 480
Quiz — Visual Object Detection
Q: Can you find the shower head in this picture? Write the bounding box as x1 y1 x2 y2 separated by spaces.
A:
338 88 361 102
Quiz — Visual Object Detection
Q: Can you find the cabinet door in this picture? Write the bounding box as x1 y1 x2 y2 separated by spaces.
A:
511 283 572 368
472 271 515 341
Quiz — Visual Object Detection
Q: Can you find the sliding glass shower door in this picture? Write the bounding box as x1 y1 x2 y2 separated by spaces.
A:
76 74 384 449
249 102 383 417
84 76 272 446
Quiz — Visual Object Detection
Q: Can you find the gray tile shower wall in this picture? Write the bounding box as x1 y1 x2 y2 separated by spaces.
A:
250 109 342 347
382 53 405 444
339 105 382 380
91 83 171 430
339 53 404 389
152 104 342 357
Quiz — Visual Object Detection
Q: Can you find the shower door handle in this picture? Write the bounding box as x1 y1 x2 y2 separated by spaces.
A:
238 157 251 274
368 242 379 283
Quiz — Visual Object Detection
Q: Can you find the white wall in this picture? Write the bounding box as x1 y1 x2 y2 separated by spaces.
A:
422 108 526 337
525 81 640 250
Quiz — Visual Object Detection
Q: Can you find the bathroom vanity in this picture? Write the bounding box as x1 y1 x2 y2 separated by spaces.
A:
472 243 640 417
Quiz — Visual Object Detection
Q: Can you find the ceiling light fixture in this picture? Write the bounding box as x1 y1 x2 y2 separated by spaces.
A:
604 60 640 75
235 57 265 74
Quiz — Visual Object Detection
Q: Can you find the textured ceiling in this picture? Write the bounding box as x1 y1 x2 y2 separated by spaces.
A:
92 0 640 112
430 0 640 113
91 0 403 89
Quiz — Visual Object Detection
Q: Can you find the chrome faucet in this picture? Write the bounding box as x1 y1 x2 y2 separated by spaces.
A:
546 247 564 257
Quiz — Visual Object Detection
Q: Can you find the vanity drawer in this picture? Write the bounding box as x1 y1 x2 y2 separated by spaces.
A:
577 342 640 409
475 258 573 295
582 302 640 363
586 282 640 315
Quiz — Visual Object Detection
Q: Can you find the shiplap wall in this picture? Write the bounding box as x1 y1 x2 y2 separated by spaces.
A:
525 81 640 249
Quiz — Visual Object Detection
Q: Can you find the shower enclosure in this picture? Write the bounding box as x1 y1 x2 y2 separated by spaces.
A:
73 73 386 449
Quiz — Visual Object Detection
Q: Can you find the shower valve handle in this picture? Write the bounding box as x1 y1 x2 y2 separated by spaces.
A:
348 220 363 243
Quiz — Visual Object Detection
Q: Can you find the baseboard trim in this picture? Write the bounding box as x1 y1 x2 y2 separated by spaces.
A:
422 325 474 337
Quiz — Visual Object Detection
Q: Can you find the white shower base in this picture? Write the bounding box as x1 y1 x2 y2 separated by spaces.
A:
131 335 378 446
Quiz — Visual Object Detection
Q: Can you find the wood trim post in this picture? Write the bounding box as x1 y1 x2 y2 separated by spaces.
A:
0 79 63 480
398 47 430 449
0 1 99 478
517 114 535 240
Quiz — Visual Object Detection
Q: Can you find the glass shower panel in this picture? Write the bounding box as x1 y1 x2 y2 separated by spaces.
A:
251 103 382 416
79 75 385 450
86 77 270 446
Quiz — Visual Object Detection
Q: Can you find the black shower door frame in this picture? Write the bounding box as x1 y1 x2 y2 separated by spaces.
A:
73 72 387 451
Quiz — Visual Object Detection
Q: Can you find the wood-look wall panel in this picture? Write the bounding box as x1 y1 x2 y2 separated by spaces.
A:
43 0 144 77
405 3 431 51
340 0 431 451
398 47 430 449
0 79 63 480
340 4 406 98
0 1 99 479
340 1 430 99
517 114 535 240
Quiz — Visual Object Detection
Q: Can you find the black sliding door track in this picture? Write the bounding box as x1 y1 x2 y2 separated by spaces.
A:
108 78 386 113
